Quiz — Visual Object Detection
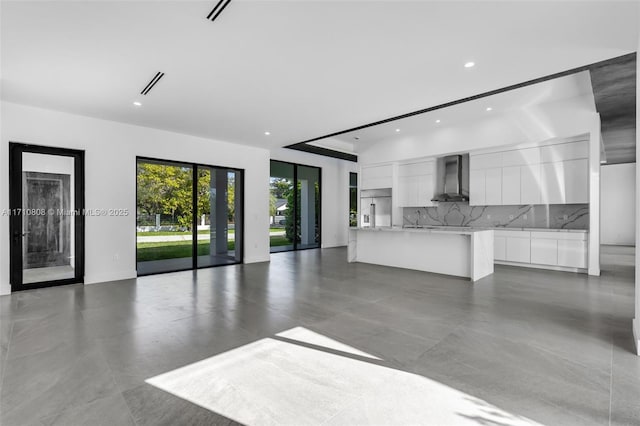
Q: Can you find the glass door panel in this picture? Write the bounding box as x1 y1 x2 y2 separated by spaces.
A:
22 153 75 283
197 167 243 267
270 161 295 252
297 165 320 250
136 160 193 275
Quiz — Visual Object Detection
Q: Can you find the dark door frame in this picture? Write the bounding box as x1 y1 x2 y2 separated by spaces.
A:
9 142 85 291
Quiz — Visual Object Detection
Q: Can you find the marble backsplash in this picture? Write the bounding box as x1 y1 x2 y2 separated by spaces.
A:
402 204 589 230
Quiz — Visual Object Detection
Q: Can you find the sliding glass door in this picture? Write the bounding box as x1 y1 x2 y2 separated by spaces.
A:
269 160 321 253
136 158 243 275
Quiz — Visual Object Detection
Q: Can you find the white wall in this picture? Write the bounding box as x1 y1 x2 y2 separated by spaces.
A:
601 163 636 245
270 148 357 248
0 101 271 295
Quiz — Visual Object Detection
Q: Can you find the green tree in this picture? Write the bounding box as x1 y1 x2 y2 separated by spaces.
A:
227 175 235 222
270 178 291 198
137 163 193 229
269 193 277 217
138 164 239 230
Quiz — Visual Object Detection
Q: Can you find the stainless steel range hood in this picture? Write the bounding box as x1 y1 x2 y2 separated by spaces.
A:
431 154 469 202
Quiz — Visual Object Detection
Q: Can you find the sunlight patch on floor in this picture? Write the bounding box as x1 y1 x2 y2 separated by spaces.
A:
146 328 543 425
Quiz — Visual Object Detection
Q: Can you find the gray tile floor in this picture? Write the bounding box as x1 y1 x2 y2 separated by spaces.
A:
0 245 638 425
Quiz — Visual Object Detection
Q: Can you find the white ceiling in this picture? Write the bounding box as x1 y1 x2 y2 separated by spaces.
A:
319 71 595 151
1 1 637 152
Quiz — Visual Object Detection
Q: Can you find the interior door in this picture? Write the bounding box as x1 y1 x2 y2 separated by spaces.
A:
9 143 85 291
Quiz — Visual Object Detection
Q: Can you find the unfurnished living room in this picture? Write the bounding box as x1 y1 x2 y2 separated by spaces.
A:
1 1 640 425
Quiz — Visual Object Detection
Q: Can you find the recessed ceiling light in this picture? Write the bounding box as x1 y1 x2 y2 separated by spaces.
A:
464 62 475 68
133 101 142 107
486 107 492 111
436 119 441 123
395 128 401 132
264 131 271 136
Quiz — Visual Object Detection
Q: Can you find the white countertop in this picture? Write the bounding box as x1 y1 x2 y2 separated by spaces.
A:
351 226 493 236
351 226 588 234
515 227 587 233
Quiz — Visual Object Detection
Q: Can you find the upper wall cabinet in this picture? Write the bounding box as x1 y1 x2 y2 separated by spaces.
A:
397 160 435 207
469 153 502 206
361 164 393 190
541 159 589 204
470 140 588 206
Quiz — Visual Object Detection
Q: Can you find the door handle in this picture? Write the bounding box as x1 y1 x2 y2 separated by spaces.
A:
13 231 29 240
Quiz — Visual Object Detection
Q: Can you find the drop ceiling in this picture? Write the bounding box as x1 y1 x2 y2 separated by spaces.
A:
1 1 638 154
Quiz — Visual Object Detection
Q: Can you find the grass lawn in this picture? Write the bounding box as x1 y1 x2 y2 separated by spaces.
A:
136 228 284 237
137 235 292 261
269 235 292 247
137 240 234 262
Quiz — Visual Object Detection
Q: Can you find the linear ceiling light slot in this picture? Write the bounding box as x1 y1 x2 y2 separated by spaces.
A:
140 72 165 95
207 0 232 22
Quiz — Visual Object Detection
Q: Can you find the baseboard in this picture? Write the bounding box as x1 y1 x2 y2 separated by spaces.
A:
321 244 348 249
85 270 137 285
588 267 600 276
633 318 640 356
244 255 270 264
495 261 587 274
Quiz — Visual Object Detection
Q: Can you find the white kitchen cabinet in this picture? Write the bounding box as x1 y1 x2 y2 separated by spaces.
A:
495 229 587 271
470 140 588 206
417 175 435 205
494 236 506 261
399 161 435 177
406 176 419 206
563 159 588 204
541 161 564 204
397 161 434 207
361 164 393 190
506 235 531 263
397 176 412 207
502 147 541 166
530 237 558 265
471 152 502 170
558 239 587 268
485 168 502 205
520 164 541 205
502 166 520 205
470 167 502 206
469 169 486 206
540 141 589 163
541 159 588 204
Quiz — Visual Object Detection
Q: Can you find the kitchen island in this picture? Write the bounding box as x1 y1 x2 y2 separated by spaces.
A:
348 227 494 282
